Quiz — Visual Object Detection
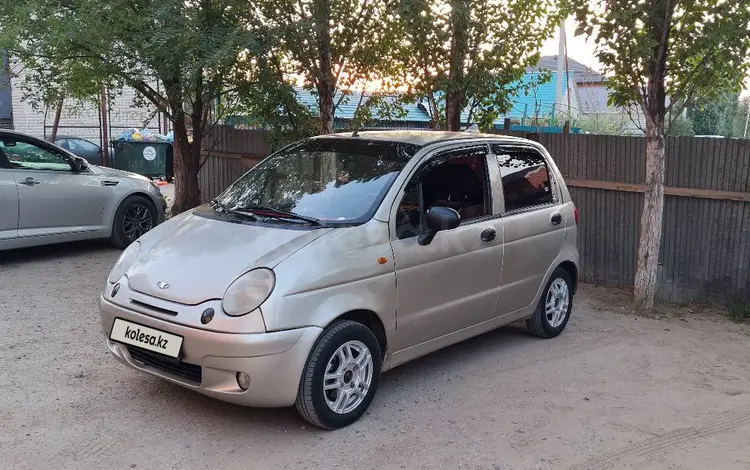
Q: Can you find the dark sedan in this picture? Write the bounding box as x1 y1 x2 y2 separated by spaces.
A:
54 135 114 166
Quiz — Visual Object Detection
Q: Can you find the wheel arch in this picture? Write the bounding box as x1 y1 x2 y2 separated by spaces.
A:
329 309 388 359
558 260 578 295
108 191 158 227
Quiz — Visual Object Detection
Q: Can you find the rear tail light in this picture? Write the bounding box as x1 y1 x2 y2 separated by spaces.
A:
574 206 579 225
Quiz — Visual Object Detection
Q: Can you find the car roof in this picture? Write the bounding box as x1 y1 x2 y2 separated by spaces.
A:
55 135 90 140
314 130 532 148
0 129 46 140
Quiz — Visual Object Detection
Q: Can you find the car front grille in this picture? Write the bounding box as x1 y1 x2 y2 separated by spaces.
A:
126 346 202 385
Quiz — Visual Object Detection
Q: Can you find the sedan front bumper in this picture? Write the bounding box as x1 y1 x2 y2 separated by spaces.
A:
99 296 321 407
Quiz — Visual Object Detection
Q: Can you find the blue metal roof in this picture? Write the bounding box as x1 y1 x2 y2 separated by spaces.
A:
495 71 573 123
294 87 431 122
234 73 574 127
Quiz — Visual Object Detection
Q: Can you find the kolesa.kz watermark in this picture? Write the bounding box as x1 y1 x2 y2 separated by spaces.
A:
124 325 169 349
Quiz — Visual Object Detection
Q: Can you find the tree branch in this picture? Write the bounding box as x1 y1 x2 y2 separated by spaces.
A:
664 45 719 115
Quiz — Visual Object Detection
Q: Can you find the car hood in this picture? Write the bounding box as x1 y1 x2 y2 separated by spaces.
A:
126 207 333 304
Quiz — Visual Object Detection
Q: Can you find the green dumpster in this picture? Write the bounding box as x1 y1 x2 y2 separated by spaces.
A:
112 141 172 179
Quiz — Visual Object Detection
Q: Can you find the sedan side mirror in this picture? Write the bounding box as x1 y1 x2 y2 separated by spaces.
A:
418 206 461 246
71 157 88 172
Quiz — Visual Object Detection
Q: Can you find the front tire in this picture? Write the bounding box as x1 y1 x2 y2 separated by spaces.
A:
295 320 382 430
110 196 157 249
526 267 574 338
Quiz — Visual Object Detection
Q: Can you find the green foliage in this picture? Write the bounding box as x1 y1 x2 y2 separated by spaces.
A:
575 0 750 122
0 0 268 212
394 0 566 130
667 114 694 137
256 0 401 132
0 0 262 126
348 93 410 130
689 93 740 136
575 113 635 136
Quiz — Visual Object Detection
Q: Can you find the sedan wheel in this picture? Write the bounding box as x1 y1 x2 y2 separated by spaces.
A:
296 320 381 430
123 203 154 242
111 195 157 249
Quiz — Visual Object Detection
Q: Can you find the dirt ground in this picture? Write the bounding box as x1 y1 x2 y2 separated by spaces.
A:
2 242 750 470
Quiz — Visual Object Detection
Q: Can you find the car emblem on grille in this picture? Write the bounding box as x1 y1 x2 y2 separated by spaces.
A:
157 281 170 290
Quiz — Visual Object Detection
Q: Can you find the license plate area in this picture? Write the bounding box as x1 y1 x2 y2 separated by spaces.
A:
109 317 184 359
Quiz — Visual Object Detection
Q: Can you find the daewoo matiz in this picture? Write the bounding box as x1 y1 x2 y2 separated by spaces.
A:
100 130 579 429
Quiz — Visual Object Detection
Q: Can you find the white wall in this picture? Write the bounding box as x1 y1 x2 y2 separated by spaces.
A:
9 61 163 143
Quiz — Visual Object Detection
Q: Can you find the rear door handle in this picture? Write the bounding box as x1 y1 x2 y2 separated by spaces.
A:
19 177 41 186
551 213 563 225
480 227 497 243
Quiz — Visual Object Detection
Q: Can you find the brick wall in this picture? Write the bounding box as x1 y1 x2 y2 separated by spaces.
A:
9 61 163 142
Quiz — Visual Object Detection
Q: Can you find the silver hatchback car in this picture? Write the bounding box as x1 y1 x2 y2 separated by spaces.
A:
100 131 579 429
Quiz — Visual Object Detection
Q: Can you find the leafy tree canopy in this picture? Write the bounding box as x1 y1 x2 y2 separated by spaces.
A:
575 0 750 125
394 0 566 130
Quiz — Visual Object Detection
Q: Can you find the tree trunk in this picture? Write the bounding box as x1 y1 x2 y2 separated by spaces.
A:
99 86 109 167
50 97 64 142
445 0 469 131
633 114 666 311
171 112 201 215
445 91 463 131
315 0 335 134
317 82 335 134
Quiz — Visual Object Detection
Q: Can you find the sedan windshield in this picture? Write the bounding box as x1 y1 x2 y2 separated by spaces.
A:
216 138 419 224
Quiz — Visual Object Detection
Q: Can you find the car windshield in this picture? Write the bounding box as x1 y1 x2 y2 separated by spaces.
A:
216 138 419 224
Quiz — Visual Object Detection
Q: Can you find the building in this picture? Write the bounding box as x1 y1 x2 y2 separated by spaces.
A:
4 57 164 146
531 55 646 135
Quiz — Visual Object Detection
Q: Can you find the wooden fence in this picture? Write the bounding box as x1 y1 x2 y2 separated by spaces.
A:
198 126 270 203
199 125 750 303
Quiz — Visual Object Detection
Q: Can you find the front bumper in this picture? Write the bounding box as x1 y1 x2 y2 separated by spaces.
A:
99 296 321 407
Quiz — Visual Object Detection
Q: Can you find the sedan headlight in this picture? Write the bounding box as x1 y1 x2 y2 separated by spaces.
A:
108 241 141 283
222 268 276 317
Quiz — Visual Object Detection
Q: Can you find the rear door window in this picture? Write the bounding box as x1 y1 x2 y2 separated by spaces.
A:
491 145 554 213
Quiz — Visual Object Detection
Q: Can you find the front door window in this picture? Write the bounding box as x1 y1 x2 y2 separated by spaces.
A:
0 140 73 172
395 146 490 239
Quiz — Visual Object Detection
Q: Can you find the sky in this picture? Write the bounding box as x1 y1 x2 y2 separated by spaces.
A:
540 17 750 98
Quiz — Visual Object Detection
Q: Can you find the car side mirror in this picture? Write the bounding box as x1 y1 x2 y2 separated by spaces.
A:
72 157 87 172
418 206 461 246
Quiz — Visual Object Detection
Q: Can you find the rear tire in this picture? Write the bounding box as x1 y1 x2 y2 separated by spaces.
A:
110 195 157 249
526 267 574 338
295 320 381 430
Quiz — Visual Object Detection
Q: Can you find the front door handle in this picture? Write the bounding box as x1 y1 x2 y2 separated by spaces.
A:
19 177 41 186
480 227 497 243
551 213 563 225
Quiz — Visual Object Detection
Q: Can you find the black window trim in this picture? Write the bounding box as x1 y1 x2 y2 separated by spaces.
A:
0 133 89 174
490 143 560 217
393 143 494 239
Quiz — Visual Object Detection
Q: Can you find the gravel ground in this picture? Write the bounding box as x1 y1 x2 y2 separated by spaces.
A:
2 242 750 470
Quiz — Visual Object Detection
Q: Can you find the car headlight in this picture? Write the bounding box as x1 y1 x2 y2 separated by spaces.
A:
108 241 141 283
222 268 276 317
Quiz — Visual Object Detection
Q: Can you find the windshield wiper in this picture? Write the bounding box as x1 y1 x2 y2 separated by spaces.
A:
212 199 263 221
210 199 227 212
231 205 324 226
